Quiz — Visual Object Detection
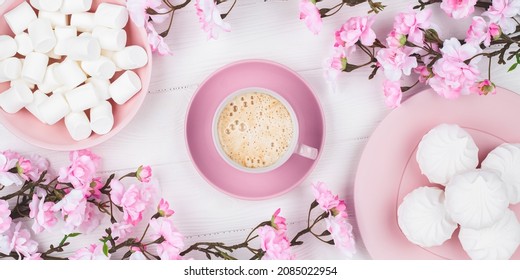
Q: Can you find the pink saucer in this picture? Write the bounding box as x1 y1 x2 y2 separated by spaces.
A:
0 0 151 151
185 60 325 200
355 88 520 259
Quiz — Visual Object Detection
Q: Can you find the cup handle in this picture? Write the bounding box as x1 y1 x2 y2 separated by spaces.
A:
295 144 318 160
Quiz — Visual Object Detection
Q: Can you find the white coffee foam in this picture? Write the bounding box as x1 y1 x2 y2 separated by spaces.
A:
217 92 294 168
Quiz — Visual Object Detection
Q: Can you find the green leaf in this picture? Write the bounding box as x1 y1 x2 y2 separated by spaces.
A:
508 63 518 72
68 233 81 238
102 243 109 257
516 54 520 64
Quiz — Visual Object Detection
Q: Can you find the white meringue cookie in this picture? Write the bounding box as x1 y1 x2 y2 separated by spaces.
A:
398 186 457 247
459 209 520 260
445 170 508 229
482 143 520 204
416 124 479 185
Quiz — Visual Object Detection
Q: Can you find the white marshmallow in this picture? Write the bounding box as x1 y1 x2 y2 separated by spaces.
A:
55 59 87 89
78 32 92 38
37 63 62 94
14 33 33 56
81 57 116 80
38 93 70 125
38 0 63 12
0 58 22 83
71 13 96 32
37 11 68 27
65 83 100 112
29 0 41 9
94 3 129 29
0 36 17 60
90 101 113 135
4 2 37 35
112 46 148 70
0 82 34 114
25 90 49 123
46 49 62 60
28 19 57 53
65 36 101 61
60 0 93 14
10 79 35 90
65 111 92 141
22 52 49 84
54 26 77 56
92 26 126 51
87 78 110 100
109 71 141 105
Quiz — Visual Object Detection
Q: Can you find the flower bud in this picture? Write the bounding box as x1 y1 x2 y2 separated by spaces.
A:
136 165 152 183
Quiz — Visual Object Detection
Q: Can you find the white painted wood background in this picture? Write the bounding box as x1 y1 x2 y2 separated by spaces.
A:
1 0 519 259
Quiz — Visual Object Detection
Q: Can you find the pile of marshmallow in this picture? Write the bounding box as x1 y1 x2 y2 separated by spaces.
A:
398 124 520 260
0 0 148 141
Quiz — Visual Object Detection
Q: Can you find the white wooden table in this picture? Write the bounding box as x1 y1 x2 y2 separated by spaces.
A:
1 0 519 260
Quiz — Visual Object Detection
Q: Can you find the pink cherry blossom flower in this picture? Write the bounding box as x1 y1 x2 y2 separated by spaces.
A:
386 29 406 48
58 150 100 195
466 16 493 47
149 217 184 246
51 189 88 233
110 222 135 241
16 157 32 180
383 80 403 109
25 154 49 182
414 65 432 83
325 215 356 257
89 177 103 200
0 199 11 234
29 194 57 234
258 225 294 260
158 198 174 218
376 47 417 81
146 22 173 56
111 180 156 226
299 0 322 35
137 165 152 183
430 58 480 98
69 244 110 260
0 153 23 187
126 0 164 27
156 241 183 260
271 208 287 233
489 23 501 38
324 47 348 83
393 9 432 45
1 222 39 259
483 0 520 34
78 202 103 234
440 0 477 19
338 16 376 48
471 79 497 95
195 0 231 40
312 181 341 212
429 38 481 99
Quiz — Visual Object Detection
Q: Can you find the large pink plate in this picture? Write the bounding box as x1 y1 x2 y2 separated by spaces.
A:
355 88 520 259
185 60 325 200
0 0 151 151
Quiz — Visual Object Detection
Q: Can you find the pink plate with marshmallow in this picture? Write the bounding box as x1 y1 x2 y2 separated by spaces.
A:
185 60 325 200
0 0 151 150
355 87 520 259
